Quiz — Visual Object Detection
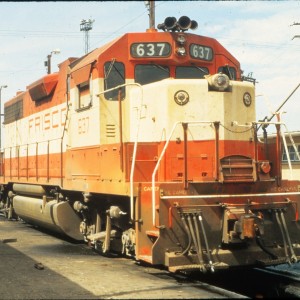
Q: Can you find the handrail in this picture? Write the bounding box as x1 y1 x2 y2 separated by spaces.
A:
151 121 215 227
253 119 298 180
128 85 143 222
151 119 299 226
279 118 300 180
161 191 300 200
98 82 143 222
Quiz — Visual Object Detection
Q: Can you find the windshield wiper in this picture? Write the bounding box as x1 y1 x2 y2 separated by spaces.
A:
151 63 169 73
193 65 209 75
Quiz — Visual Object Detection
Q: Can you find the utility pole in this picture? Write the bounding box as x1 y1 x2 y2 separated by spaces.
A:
80 18 95 54
0 85 7 151
145 1 155 30
45 49 60 74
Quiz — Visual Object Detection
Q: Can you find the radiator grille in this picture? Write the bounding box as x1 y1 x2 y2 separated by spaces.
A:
220 155 256 182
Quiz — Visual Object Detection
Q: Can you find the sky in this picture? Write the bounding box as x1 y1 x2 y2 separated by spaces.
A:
1 1 300 133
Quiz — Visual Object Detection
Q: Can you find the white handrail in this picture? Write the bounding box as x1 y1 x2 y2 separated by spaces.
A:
98 83 143 221
151 121 215 227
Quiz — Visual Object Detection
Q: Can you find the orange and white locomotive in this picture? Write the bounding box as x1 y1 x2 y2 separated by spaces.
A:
1 16 300 273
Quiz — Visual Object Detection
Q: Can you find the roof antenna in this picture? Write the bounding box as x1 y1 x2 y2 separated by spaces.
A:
145 1 156 31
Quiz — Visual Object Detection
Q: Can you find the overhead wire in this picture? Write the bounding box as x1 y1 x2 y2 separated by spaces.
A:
89 6 150 49
1 1 299 100
0 2 152 94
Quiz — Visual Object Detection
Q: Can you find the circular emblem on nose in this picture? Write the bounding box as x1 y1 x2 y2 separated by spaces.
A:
174 90 189 105
243 92 252 107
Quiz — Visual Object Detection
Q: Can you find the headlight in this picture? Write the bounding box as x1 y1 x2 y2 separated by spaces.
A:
207 73 230 91
176 47 186 56
177 35 186 45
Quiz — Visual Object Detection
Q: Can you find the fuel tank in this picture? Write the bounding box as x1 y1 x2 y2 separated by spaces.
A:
12 195 83 241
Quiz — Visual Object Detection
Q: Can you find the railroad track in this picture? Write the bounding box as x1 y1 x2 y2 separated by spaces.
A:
255 263 300 298
191 263 300 298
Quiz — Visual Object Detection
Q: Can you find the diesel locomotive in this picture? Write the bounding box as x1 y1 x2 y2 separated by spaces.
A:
1 14 300 273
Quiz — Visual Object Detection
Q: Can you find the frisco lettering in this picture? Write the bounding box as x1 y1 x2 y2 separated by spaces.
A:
29 107 66 132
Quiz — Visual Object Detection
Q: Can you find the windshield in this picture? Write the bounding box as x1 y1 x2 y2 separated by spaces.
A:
218 66 237 80
175 66 208 79
135 64 170 85
134 65 209 85
104 61 125 100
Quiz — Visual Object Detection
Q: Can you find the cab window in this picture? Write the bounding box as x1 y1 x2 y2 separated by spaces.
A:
135 64 170 85
176 66 209 79
218 66 236 80
104 61 125 100
77 80 92 110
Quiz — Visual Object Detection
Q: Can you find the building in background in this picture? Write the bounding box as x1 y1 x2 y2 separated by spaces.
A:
265 131 300 180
